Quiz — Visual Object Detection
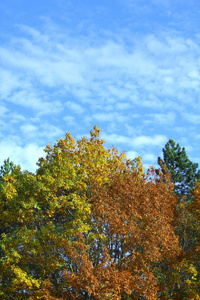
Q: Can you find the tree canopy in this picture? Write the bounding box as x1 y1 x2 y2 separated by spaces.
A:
1 128 200 299
158 139 200 201
0 158 16 184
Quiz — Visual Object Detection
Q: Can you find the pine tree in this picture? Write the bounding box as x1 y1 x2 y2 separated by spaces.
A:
158 139 200 202
0 158 15 183
158 139 200 256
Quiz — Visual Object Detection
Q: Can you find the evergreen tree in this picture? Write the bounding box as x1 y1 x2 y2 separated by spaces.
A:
158 139 200 254
0 158 15 183
158 139 200 201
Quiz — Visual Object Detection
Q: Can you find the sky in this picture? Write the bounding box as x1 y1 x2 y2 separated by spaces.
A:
0 0 200 172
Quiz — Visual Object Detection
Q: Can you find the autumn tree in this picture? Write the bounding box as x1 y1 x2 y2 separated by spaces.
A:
164 182 200 299
185 182 200 297
55 164 181 299
81 166 181 299
0 127 182 299
0 126 127 299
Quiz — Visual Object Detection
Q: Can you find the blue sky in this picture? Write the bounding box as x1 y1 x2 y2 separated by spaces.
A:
0 0 200 172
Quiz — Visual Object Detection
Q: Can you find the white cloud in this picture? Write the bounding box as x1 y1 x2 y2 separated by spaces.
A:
126 150 139 160
132 135 167 148
0 68 21 98
20 124 38 136
63 115 76 126
101 133 132 145
66 101 85 114
143 153 157 162
0 138 45 172
1 21 200 172
0 105 8 117
19 122 64 143
116 102 131 110
40 124 64 141
8 89 63 115
22 144 46 171
102 132 167 151
92 112 128 123
182 113 200 124
9 113 26 123
148 112 176 125
188 69 200 79
1 27 200 119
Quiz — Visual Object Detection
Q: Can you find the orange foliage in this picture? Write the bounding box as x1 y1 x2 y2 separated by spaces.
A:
57 167 181 299
0 126 182 299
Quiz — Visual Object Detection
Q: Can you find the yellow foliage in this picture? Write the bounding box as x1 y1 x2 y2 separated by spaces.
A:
0 126 187 299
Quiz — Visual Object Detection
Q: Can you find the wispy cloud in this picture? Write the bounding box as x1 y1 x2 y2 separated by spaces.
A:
102 132 167 149
0 138 44 171
63 115 76 126
0 3 200 171
92 112 128 123
144 112 176 126
65 101 85 114
182 113 200 124
126 150 139 160
133 135 167 148
1 26 200 117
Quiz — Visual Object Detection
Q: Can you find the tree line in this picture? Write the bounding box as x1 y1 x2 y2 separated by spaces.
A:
1 126 200 299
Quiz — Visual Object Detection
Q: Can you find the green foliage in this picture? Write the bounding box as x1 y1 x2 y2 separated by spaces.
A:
2 131 200 299
157 140 200 298
0 158 16 183
0 126 128 299
158 139 200 201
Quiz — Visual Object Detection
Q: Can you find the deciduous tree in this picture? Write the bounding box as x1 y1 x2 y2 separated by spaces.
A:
0 126 126 299
0 127 182 299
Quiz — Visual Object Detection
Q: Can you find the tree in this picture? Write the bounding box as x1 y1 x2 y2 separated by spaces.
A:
35 160 180 299
184 182 200 297
83 166 180 299
158 139 200 202
158 140 200 251
0 126 128 299
156 140 200 298
0 127 182 299
0 158 16 184
163 182 200 299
